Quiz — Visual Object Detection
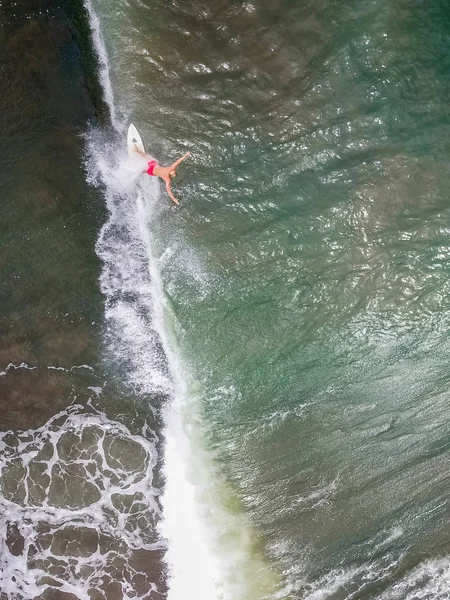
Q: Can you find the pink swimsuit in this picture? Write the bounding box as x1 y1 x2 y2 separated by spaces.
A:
146 160 158 176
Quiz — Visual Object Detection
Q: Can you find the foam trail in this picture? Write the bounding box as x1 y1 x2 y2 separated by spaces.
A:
83 0 119 128
86 129 171 398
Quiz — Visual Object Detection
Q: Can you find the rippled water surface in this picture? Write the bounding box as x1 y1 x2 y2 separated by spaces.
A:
92 0 450 597
3 0 450 598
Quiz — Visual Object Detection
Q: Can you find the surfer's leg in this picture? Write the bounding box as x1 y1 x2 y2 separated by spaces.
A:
134 145 148 158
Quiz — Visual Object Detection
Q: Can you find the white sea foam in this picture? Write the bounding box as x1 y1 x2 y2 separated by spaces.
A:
379 556 450 600
275 525 410 600
0 362 36 376
0 363 95 377
83 0 119 128
86 130 171 397
0 405 161 600
298 559 400 600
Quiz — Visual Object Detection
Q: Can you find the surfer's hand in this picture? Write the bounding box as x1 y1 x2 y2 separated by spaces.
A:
166 180 180 205
171 152 190 169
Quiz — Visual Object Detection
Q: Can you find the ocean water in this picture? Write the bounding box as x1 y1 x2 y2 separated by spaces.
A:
3 0 450 598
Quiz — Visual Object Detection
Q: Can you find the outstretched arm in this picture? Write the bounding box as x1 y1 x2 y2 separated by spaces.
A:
170 151 190 170
165 180 180 205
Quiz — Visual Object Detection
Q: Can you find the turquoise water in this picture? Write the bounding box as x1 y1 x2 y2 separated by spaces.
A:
90 0 450 597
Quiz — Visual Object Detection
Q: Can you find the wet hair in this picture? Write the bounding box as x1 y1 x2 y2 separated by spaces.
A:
169 170 176 179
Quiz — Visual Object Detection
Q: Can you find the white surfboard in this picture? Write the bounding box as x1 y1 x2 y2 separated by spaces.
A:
127 123 145 157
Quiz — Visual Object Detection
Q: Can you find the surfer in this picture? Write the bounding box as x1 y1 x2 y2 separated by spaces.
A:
134 145 190 205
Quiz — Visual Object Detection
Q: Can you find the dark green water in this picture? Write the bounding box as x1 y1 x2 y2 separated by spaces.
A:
0 0 104 428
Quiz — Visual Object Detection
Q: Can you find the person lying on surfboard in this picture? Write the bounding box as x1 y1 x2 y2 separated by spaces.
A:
134 145 190 205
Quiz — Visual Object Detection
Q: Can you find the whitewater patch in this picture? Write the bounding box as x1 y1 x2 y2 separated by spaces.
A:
0 404 162 600
85 127 171 398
